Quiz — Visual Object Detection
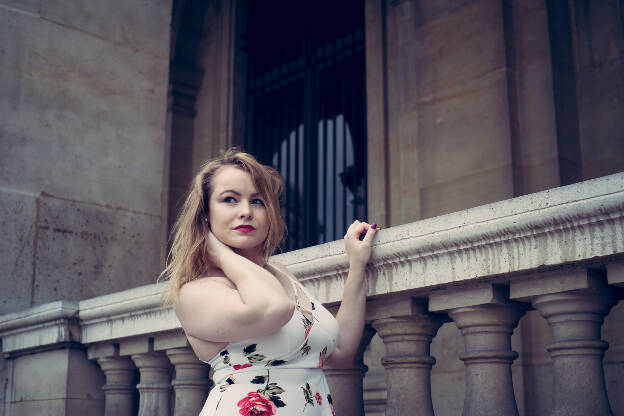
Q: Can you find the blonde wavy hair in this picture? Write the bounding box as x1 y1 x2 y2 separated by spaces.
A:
160 149 286 305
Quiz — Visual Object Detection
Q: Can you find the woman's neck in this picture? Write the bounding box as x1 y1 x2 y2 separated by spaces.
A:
234 247 265 266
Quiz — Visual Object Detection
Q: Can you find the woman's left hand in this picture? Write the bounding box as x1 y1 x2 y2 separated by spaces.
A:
344 220 378 269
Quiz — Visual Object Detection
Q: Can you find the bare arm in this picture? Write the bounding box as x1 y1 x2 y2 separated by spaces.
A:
325 221 378 368
175 231 295 342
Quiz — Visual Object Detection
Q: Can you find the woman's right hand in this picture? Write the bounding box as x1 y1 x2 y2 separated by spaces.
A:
205 230 233 268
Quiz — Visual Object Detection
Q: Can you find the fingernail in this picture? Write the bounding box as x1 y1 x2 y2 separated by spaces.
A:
372 223 377 229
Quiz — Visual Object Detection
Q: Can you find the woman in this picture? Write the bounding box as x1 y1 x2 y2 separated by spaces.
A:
161 149 377 415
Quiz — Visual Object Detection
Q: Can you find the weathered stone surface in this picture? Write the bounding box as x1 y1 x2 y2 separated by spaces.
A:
167 348 211 416
0 301 79 353
0 7 168 215
192 0 238 171
80 284 179 344
410 0 506 100
603 300 624 413
276 173 624 305
33 194 161 304
11 349 66 401
573 0 624 181
0 0 40 14
132 352 172 416
12 348 103 399
154 332 188 351
40 0 171 57
98 356 138 416
417 70 514 197
0 189 37 314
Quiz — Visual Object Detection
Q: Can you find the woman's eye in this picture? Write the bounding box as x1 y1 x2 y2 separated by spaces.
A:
252 198 265 205
223 196 236 203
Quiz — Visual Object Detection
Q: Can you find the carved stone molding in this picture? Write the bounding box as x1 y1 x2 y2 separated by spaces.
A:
274 173 624 304
0 301 80 356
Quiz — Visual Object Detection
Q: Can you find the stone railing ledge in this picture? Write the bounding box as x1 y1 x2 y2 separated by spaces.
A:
79 282 166 321
275 172 624 304
0 300 79 355
79 283 180 344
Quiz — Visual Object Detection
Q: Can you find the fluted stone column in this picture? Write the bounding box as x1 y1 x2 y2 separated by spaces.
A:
449 303 525 416
166 347 212 416
98 356 139 416
532 290 616 416
372 312 444 416
132 352 172 416
324 324 376 416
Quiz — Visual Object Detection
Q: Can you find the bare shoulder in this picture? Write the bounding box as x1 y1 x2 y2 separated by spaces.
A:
176 271 236 313
267 260 294 278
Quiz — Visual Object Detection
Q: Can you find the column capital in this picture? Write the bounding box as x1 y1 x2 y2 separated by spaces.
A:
430 282 526 313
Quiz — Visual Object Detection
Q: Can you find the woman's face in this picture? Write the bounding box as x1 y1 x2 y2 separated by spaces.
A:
208 166 269 259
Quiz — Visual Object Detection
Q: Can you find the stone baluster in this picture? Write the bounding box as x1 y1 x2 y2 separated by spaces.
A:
98 356 139 416
166 347 212 416
324 324 376 416
431 284 526 416
512 269 616 416
371 301 445 416
132 352 173 416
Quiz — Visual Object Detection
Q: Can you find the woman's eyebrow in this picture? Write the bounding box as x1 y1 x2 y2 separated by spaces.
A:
218 189 241 196
218 190 261 197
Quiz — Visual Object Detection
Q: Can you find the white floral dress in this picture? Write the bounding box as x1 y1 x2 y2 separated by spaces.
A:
199 264 339 416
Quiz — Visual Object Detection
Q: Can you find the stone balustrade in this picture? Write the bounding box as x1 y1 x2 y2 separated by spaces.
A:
1 173 623 415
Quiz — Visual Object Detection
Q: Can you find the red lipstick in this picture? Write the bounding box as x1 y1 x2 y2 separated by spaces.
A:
235 225 255 233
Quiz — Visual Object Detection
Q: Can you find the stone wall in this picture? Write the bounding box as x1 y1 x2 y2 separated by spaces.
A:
0 0 171 311
0 0 172 413
361 1 624 414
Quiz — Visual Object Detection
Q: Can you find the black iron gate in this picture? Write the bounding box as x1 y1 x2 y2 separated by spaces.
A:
245 0 367 252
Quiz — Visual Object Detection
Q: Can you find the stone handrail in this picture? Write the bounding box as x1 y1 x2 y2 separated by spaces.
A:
1 172 623 415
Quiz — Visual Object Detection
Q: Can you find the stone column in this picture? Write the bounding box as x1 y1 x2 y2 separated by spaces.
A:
372 311 444 416
166 347 212 416
449 303 525 416
532 290 616 416
98 356 139 416
511 269 618 416
132 352 172 416
324 324 376 416
430 284 527 416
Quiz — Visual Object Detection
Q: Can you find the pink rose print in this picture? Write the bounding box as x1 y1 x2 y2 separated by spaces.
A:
237 392 277 416
233 364 252 370
315 392 322 405
305 324 312 338
317 346 328 368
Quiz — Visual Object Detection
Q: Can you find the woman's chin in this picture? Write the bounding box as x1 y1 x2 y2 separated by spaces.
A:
232 244 263 257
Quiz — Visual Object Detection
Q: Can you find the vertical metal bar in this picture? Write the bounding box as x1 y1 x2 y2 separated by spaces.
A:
331 60 337 242
342 39 348 232
321 68 328 244
350 44 357 224
359 29 368 222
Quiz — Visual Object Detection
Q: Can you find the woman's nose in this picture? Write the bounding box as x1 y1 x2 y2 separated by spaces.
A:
239 202 252 218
